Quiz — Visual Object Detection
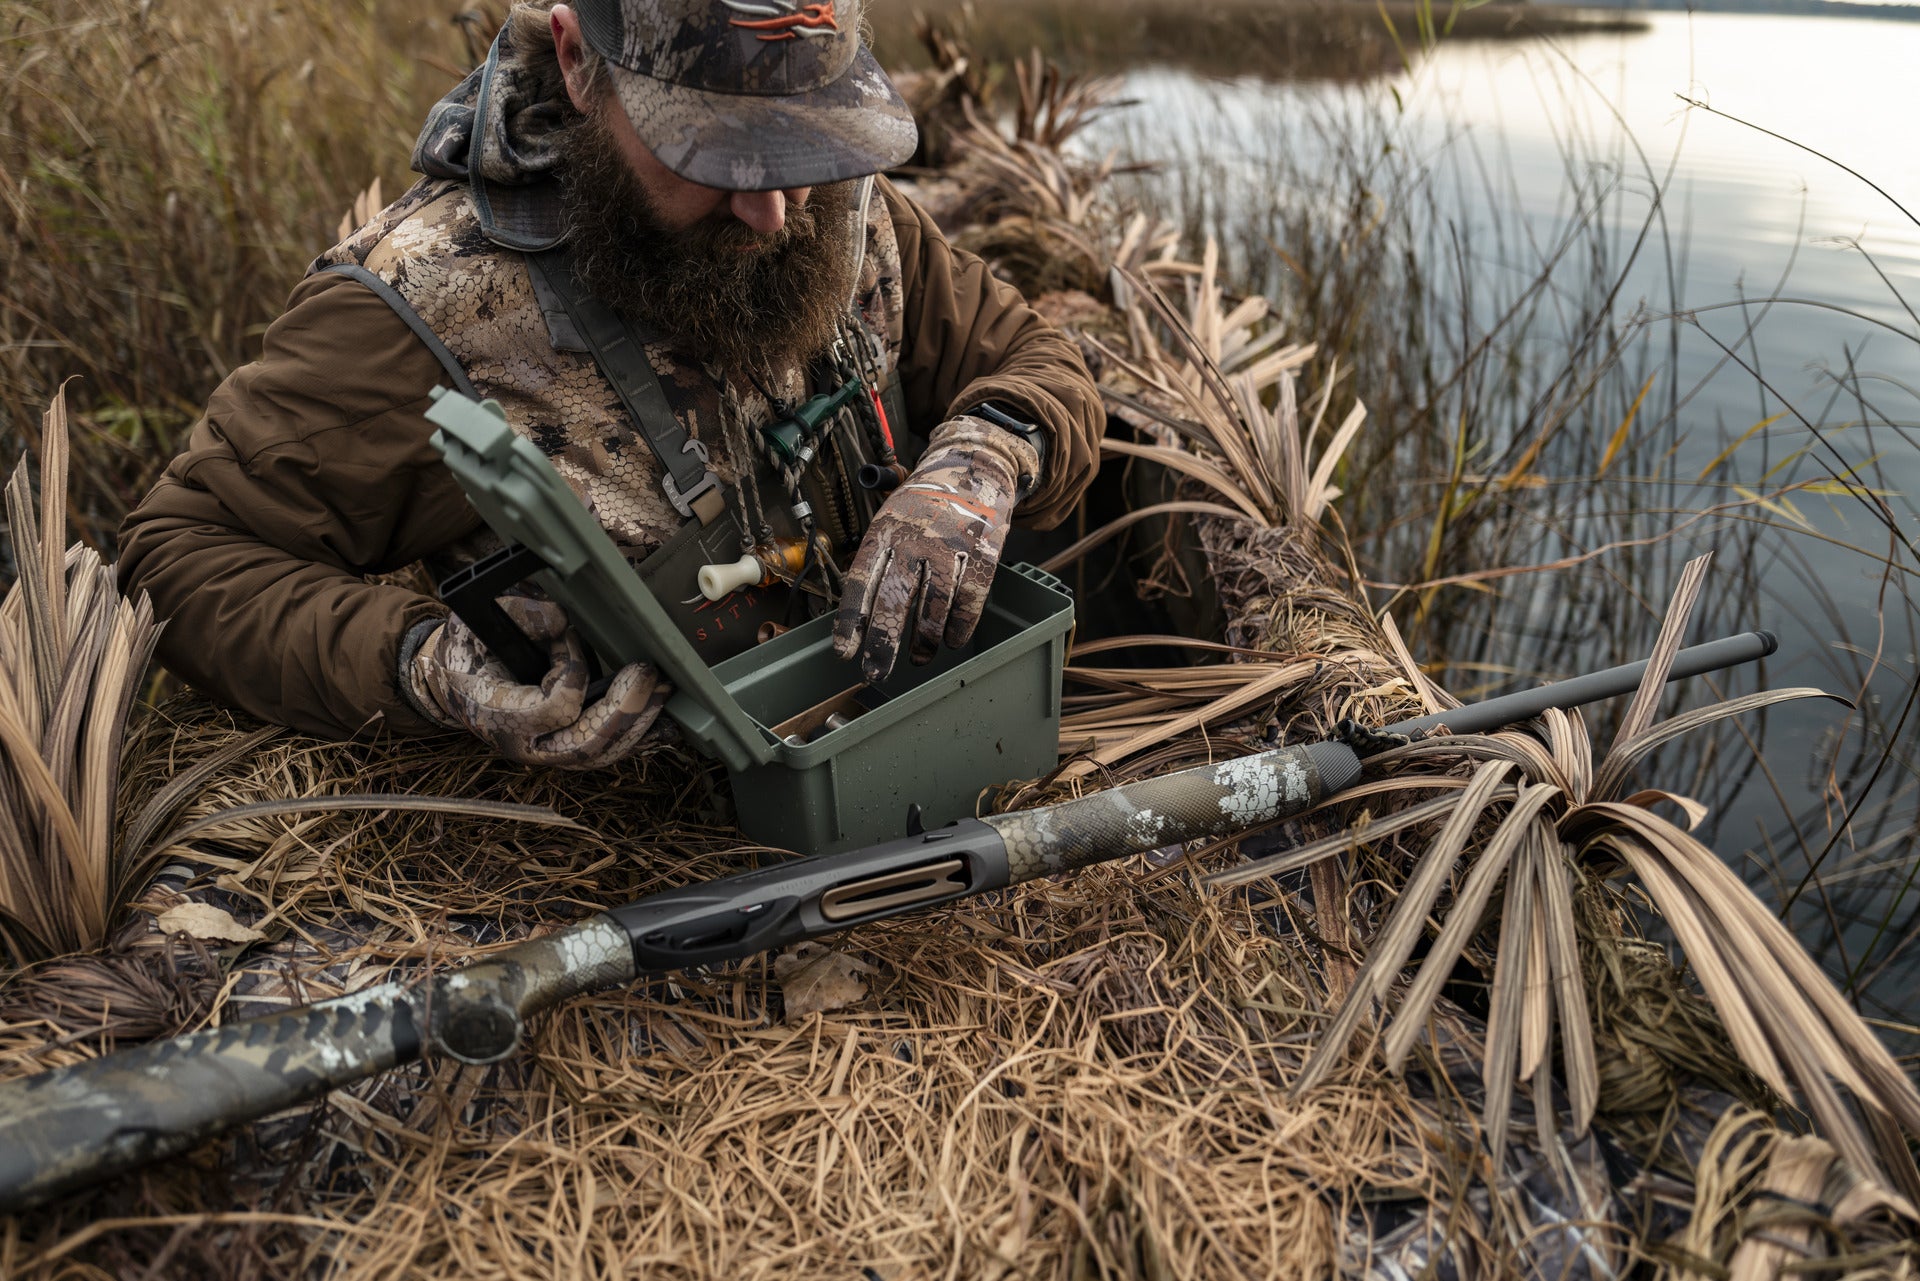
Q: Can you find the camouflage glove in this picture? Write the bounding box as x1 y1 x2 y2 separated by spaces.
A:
405 597 668 769
833 415 1036 684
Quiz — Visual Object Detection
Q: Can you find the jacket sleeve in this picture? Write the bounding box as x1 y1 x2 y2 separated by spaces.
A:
880 179 1104 531
116 271 481 739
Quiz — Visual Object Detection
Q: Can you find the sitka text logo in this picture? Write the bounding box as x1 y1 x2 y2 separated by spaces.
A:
722 0 839 41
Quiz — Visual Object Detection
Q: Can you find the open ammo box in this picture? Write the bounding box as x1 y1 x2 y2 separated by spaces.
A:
426 389 1075 856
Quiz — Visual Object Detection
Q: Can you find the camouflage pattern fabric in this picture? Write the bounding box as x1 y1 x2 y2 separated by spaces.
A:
409 597 667 769
579 0 918 192
411 20 572 251
312 179 906 575
833 416 1036 682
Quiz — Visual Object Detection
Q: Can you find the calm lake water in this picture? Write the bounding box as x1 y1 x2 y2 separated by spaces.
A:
1080 11 1920 1030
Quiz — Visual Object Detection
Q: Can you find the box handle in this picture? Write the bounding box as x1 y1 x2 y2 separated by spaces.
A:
427 389 776 771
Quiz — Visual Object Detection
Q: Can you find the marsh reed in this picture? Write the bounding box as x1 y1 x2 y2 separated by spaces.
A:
3 1 1918 1275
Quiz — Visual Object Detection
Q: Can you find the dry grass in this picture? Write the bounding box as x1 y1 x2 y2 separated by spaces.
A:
0 702 1458 1278
1 7 1915 1279
0 0 485 549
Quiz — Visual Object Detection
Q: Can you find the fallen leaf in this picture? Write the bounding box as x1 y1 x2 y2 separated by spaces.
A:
154 902 265 944
774 943 874 1023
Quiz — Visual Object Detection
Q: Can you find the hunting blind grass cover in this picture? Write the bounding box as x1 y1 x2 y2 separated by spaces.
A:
0 6 1916 1279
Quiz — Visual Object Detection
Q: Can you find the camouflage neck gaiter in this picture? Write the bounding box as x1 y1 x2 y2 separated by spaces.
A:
411 22 577 250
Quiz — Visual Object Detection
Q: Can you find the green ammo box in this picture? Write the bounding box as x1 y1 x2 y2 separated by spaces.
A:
680 563 1072 853
426 389 1075 857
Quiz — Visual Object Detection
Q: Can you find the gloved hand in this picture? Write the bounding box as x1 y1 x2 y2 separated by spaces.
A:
833 416 1035 684
405 596 667 769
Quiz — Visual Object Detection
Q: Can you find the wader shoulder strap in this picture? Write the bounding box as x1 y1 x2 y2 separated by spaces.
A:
318 263 478 401
523 248 726 526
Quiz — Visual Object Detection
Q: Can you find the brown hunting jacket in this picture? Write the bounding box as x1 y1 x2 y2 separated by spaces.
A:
116 178 1102 740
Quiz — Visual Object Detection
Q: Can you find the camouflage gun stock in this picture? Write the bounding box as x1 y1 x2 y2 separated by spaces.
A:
0 630 1776 1211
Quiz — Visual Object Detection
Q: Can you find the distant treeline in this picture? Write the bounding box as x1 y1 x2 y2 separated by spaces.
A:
1535 0 1920 21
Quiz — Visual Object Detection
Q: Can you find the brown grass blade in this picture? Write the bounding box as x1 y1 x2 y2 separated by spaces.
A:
1380 782 1559 1072
1067 635 1292 661
1536 836 1598 1132
1769 1018 1882 1192
1483 830 1537 1158
1097 438 1272 526
5 463 58 728
1259 370 1308 518
1608 551 1713 756
1036 501 1249 574
1619 789 1709 831
1541 707 1592 804
1221 374 1287 513
1866 1100 1920 1211
1378 612 1456 714
1594 688 1846 800
1294 759 1515 1094
1301 401 1368 525
38 389 70 666
1519 843 1553 1084
0 673 92 933
143 795 587 862
1205 787 1486 889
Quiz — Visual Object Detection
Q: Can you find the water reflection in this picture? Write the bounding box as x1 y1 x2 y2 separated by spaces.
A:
1075 11 1920 1029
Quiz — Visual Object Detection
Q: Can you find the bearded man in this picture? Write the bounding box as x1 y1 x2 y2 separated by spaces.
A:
117 0 1101 767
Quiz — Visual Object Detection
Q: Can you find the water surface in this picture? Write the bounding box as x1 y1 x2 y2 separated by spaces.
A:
1081 11 1920 1029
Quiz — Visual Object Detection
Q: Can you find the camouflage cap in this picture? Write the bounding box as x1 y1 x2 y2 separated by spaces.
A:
573 0 918 192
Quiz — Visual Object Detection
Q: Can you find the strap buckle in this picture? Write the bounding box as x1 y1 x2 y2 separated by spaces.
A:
661 438 722 522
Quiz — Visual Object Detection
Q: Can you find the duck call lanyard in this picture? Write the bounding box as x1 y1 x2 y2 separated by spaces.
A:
520 246 906 659
521 248 905 533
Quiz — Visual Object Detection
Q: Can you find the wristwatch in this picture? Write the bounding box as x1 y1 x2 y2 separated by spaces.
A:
967 401 1049 499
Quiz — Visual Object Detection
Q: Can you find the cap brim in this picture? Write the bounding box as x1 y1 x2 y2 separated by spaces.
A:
606 46 918 192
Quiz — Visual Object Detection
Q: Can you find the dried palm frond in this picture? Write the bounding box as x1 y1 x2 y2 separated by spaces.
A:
0 388 159 964
1006 47 1131 150
1213 552 1920 1195
1075 261 1351 588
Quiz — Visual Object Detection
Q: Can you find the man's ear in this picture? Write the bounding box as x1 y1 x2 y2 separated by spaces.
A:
550 4 597 115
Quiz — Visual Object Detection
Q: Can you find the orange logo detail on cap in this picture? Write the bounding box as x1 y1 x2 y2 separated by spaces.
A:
722 0 839 41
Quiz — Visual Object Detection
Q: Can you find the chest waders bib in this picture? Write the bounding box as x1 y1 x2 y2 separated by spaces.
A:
318 178 912 667
520 246 911 667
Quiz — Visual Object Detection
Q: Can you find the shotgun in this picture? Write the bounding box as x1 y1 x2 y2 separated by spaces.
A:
0 629 1775 1211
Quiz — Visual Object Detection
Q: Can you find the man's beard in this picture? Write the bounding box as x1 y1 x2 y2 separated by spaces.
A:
557 110 859 376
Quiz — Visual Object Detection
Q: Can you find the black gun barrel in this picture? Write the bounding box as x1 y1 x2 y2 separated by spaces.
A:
1381 630 1777 740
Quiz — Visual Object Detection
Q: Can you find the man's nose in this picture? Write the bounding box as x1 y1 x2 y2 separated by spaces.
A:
729 190 785 235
